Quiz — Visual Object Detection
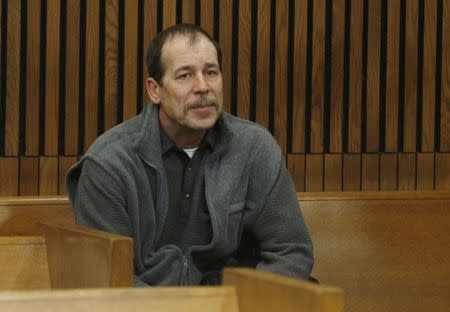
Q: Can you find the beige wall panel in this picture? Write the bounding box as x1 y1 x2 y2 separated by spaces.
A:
305 154 324 192
287 154 305 192
0 157 19 196
398 153 416 190
380 153 398 190
324 154 342 191
39 157 59 195
19 157 39 196
417 153 435 190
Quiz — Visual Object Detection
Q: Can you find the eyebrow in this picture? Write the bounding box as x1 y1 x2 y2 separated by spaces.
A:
174 62 219 73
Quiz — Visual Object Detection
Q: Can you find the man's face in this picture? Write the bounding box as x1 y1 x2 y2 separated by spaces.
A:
149 34 223 135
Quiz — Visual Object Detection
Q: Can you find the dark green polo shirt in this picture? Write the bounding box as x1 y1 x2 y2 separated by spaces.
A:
155 126 215 253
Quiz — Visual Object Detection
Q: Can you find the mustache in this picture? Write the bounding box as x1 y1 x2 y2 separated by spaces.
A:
185 97 219 112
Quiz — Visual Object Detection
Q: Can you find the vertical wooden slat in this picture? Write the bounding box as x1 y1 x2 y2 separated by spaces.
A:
398 153 416 190
287 154 305 192
219 0 233 113
329 0 345 153
45 0 60 156
200 0 214 36
274 0 289 153
441 0 450 151
59 156 78 195
435 153 450 190
5 0 20 156
404 0 418 152
39 156 58 195
64 0 80 155
366 0 381 152
182 0 196 24
305 154 324 192
25 0 41 155
416 152 435 190
255 0 270 129
310 0 326 153
162 0 177 30
19 157 39 196
343 154 361 191
142 0 158 104
324 153 342 191
237 0 251 120
361 153 379 191
380 153 398 190
84 0 100 152
347 0 363 152
104 0 119 131
0 157 19 196
385 0 401 152
421 0 437 152
292 0 308 153
123 0 139 120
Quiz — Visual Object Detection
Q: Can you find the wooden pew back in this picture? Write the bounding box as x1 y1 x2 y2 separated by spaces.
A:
223 268 344 312
0 197 133 289
0 287 239 312
299 192 450 312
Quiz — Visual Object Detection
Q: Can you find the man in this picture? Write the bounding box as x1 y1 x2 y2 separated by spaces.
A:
66 24 313 286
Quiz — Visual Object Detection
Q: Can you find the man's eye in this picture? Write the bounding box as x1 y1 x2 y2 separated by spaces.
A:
206 70 217 76
177 73 191 79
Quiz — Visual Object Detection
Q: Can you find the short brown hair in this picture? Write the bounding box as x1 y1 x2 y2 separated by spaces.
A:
146 24 222 84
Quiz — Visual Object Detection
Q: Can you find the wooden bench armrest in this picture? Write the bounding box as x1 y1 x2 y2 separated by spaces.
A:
39 222 133 288
0 287 239 312
223 268 344 312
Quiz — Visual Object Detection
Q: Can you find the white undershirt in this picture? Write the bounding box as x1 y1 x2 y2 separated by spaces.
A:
183 147 198 159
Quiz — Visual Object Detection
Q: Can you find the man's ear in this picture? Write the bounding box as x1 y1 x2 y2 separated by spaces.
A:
146 78 161 104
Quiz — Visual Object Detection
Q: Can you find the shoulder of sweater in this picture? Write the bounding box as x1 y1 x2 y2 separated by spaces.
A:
221 112 278 147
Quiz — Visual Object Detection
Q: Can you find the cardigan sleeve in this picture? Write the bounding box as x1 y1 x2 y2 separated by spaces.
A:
251 161 314 280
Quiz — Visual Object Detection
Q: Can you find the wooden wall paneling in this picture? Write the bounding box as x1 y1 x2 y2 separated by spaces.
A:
219 0 233 113
162 0 177 30
200 0 214 36
19 157 39 196
343 153 361 191
291 0 308 153
286 154 305 192
39 157 58 195
255 0 270 129
385 0 401 152
25 0 41 156
274 0 289 153
182 0 196 24
0 157 19 196
237 0 251 120
84 0 100 152
59 156 79 195
123 0 139 120
403 0 419 152
421 0 437 152
310 0 326 153
104 0 119 132
329 0 345 153
441 0 450 151
416 152 435 190
362 153 379 191
435 153 450 190
142 0 158 105
64 0 81 155
380 153 398 190
324 153 342 191
398 152 416 190
305 154 324 192
5 0 20 156
365 0 381 152
347 0 364 152
44 0 60 156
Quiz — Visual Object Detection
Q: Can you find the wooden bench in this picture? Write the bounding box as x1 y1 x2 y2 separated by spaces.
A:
0 268 343 312
0 196 133 289
299 192 450 312
0 287 239 312
223 268 344 312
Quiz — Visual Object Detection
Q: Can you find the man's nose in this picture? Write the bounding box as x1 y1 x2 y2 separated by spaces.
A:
193 74 209 94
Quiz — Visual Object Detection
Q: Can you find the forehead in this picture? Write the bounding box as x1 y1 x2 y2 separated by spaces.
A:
160 34 219 70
